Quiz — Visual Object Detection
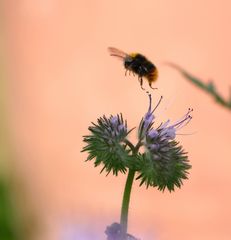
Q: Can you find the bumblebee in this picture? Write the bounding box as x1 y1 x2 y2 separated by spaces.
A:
108 47 158 89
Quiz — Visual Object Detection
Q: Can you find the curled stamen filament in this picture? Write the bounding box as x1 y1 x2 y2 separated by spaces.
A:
176 131 197 136
174 115 192 130
172 108 193 127
146 93 163 114
147 93 152 112
152 96 163 114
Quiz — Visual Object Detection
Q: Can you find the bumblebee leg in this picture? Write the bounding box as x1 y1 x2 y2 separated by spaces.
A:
125 69 128 76
149 81 158 90
139 77 145 90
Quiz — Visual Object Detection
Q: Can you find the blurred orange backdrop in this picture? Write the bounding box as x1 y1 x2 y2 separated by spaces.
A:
2 0 231 239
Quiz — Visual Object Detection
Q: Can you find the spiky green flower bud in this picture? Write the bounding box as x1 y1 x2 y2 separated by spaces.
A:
82 114 133 175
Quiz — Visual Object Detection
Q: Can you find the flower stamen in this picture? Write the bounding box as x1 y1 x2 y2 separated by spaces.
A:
172 108 193 126
173 115 192 129
151 95 163 114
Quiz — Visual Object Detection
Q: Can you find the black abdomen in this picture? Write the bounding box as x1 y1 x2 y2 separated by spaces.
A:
124 54 155 77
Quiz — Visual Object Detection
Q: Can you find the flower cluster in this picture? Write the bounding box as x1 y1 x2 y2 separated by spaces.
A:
82 94 192 191
136 94 192 191
105 222 139 240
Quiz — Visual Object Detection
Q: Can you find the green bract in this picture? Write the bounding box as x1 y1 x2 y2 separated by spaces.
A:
82 114 134 175
136 141 191 191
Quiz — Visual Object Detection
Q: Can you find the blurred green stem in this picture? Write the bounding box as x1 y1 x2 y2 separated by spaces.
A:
167 62 231 110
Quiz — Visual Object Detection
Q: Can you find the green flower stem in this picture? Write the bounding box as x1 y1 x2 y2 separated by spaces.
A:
119 140 141 239
120 169 136 239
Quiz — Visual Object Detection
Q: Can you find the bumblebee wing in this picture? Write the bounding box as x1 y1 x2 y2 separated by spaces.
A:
108 47 128 60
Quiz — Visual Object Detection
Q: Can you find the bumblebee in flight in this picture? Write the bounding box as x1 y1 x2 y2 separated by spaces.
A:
108 47 158 90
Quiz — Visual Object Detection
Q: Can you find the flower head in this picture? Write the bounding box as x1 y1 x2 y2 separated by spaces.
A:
105 223 139 240
136 94 192 191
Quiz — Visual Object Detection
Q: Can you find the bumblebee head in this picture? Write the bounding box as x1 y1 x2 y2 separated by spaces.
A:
124 55 134 69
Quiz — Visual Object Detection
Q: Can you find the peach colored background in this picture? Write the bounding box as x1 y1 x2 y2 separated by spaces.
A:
2 0 231 239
